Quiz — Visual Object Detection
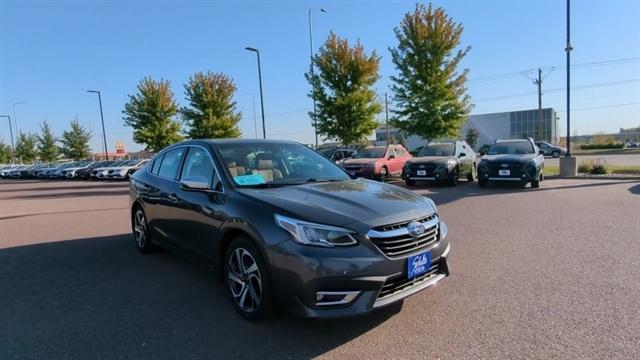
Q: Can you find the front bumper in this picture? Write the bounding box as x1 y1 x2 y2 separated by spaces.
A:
266 232 450 318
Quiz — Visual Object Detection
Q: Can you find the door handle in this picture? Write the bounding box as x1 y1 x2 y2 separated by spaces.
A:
167 194 178 203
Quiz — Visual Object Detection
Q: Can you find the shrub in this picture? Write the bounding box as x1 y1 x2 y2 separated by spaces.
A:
579 142 624 150
577 162 591 173
589 160 608 175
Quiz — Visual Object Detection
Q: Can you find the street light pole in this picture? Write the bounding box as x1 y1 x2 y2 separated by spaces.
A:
0 115 15 164
245 47 266 139
309 7 327 149
565 0 573 156
87 90 109 161
244 93 258 139
12 101 25 135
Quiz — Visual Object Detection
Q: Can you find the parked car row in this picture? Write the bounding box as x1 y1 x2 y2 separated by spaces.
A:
0 159 149 180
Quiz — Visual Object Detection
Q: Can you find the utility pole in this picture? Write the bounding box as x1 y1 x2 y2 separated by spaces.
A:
533 68 543 141
385 93 390 146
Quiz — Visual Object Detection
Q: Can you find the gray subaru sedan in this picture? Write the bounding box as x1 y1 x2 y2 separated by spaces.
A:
129 139 450 319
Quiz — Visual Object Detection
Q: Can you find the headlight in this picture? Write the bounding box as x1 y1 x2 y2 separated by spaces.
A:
365 162 376 169
447 159 456 168
440 220 448 239
274 215 357 247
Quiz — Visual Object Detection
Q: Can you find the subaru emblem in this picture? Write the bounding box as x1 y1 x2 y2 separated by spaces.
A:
407 221 426 238
501 163 509 168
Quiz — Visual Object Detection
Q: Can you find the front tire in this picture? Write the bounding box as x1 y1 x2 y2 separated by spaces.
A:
378 166 388 183
478 179 487 188
467 164 476 182
448 168 459 187
405 179 416 187
224 237 273 320
552 151 560 158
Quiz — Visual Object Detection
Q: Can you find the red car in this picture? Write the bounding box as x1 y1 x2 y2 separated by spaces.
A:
342 145 412 182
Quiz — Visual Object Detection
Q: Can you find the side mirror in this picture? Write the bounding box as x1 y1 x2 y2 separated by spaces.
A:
480 151 486 156
459 152 466 158
180 176 210 191
388 154 396 160
538 150 545 155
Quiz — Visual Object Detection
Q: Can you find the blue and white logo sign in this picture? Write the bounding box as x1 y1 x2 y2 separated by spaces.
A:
407 251 432 279
407 221 426 238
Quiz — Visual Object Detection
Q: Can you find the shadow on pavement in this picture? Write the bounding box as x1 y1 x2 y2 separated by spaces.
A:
388 178 640 206
0 234 399 360
629 183 640 195
4 189 130 200
0 182 128 193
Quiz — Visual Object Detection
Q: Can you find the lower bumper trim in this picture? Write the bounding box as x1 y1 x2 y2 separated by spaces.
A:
488 177 523 181
373 272 447 308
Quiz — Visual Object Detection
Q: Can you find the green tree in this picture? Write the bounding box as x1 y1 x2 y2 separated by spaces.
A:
390 3 472 141
181 71 242 139
306 32 382 145
0 140 12 163
14 132 38 163
123 77 182 152
36 120 59 162
465 127 479 148
59 119 92 160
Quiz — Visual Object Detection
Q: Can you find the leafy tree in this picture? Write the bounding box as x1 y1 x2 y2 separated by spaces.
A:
36 120 59 162
465 127 479 148
14 132 38 163
390 3 472 141
181 71 242 139
123 77 182 152
59 119 92 160
0 140 12 163
306 32 382 145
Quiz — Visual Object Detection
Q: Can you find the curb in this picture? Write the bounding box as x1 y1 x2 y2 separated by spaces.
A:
545 175 640 181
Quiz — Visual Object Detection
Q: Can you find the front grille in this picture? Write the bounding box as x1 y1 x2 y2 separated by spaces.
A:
408 163 438 177
108 170 115 174
370 225 438 257
372 214 436 232
488 162 524 177
378 258 442 299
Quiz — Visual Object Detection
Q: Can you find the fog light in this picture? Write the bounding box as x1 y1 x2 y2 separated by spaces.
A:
522 174 526 178
435 174 440 178
315 291 360 306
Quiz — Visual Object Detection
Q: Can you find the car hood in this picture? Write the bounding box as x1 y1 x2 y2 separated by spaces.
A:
342 158 380 166
238 179 436 230
408 156 454 164
481 154 539 162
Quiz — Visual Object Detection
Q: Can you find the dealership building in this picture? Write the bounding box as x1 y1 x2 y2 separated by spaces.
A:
375 108 559 151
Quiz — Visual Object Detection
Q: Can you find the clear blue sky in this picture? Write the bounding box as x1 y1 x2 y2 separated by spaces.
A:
1 0 639 153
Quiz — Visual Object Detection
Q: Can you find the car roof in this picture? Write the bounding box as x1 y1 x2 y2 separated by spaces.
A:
496 139 530 143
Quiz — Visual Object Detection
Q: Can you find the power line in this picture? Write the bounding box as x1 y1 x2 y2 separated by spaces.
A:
469 56 640 83
554 102 640 113
474 78 640 102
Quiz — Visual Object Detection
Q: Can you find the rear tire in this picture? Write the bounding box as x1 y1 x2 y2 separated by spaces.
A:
224 236 273 320
132 207 156 253
552 151 560 158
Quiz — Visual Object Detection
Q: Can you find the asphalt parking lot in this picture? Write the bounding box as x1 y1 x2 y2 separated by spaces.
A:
1 179 639 359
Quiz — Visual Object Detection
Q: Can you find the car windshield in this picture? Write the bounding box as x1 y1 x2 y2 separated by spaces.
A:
216 142 351 187
418 144 455 157
353 147 386 159
488 141 535 155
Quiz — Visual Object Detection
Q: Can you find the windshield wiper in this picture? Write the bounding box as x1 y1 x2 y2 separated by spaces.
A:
303 178 343 183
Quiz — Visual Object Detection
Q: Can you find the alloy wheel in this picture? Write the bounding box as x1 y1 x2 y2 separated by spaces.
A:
227 248 263 313
133 209 147 248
